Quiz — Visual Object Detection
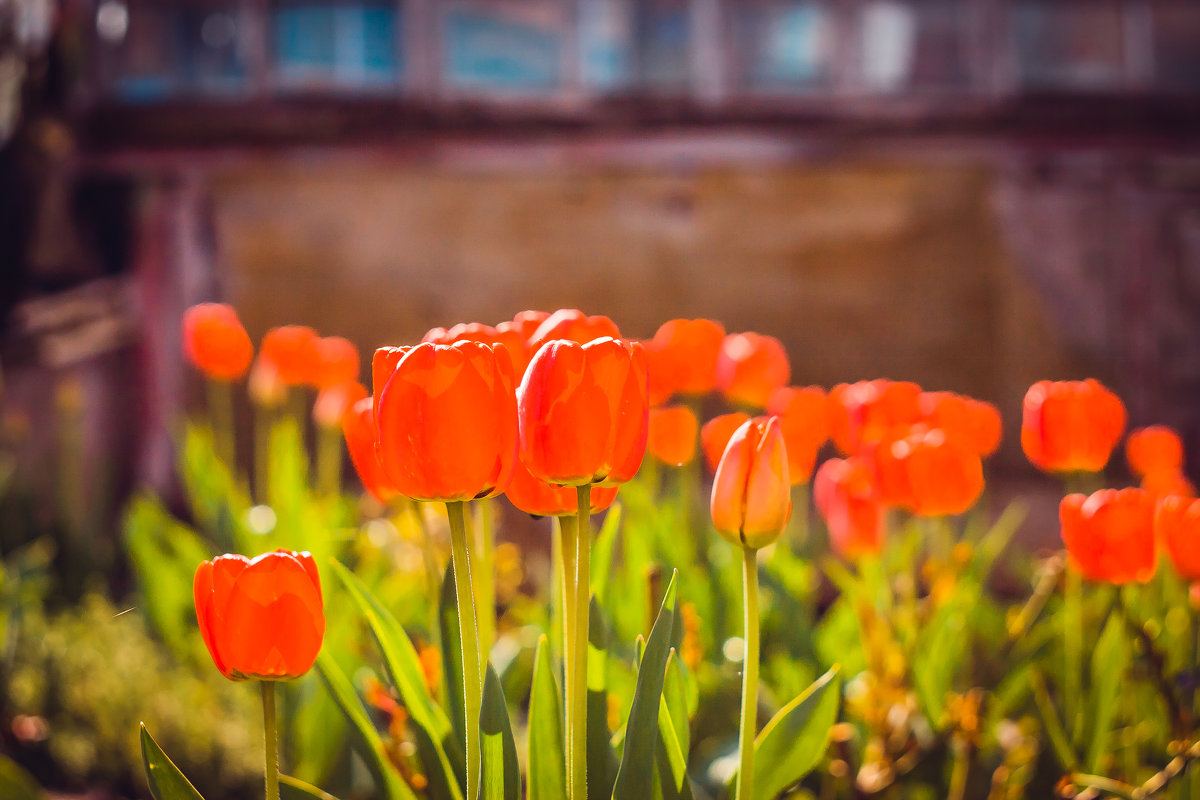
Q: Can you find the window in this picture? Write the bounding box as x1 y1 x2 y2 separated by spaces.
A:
442 1 565 94
579 0 635 91
860 0 969 92
272 1 401 89
733 1 833 92
1013 0 1126 90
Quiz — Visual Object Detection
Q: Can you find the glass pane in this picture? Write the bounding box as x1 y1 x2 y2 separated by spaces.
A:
1153 2 1200 93
273 1 400 89
580 0 635 90
736 1 833 91
175 5 246 93
1014 0 1126 90
637 0 690 91
861 0 969 92
443 1 564 93
274 4 337 80
108 3 175 101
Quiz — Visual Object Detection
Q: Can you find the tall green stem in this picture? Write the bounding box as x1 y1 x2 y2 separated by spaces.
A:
254 402 275 503
447 501 483 800
737 546 760 800
558 514 578 794
1065 564 1083 742
316 425 342 496
569 485 592 800
208 379 236 470
261 681 279 800
473 499 497 662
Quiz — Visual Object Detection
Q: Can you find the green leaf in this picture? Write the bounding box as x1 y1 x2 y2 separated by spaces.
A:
0 753 45 800
1086 613 1130 773
441 562 467 755
528 635 567 800
612 569 679 800
752 666 842 800
588 597 620 800
478 663 519 800
179 422 251 549
912 582 977 726
592 504 623 605
314 651 419 800
280 775 342 800
140 723 205 800
655 651 693 800
662 652 690 759
328 559 463 799
1030 668 1078 771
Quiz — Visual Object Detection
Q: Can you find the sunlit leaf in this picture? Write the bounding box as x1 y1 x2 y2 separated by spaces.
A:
752 666 842 800
140 723 205 800
280 774 342 800
478 663 519 800
528 635 566 800
1086 612 1130 773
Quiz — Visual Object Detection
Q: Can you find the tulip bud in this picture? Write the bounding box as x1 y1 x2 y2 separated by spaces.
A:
182 303 254 382
711 417 791 549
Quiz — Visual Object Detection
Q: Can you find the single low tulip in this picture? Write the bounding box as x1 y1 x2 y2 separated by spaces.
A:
1022 379 1127 474
194 550 325 681
260 326 320 386
504 460 619 517
645 318 726 401
814 457 885 559
1157 495 1200 581
182 303 254 381
311 336 360 389
647 405 700 467
1126 425 1185 478
701 412 751 472
767 386 830 484
342 396 398 504
376 341 518 502
714 332 791 409
1059 488 1155 584
711 416 791 549
528 309 622 352
518 337 648 487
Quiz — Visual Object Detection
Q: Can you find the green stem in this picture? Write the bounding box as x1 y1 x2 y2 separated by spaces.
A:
316 425 342 496
736 546 760 800
407 501 445 706
791 483 810 553
948 738 969 800
570 485 592 800
261 681 279 800
1065 562 1083 744
558 513 578 795
208 378 236 470
473 499 497 663
447 500 483 800
254 402 275 503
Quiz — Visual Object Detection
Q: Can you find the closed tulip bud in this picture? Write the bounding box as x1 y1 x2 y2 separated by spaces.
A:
194 550 325 681
342 396 398 504
700 412 751 472
314 381 367 429
528 309 622 352
711 417 791 549
1059 488 1155 584
645 318 726 401
1126 425 1185 478
715 332 791 409
310 336 360 389
376 341 518 502
260 326 320 386
647 405 700 467
182 303 254 381
518 337 648 487
504 460 618 517
1158 495 1200 581
1022 379 1126 474
767 385 830 485
814 457 885 559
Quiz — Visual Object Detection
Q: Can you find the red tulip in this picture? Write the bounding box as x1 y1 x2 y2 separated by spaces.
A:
919 392 1003 457
424 322 530 377
314 381 368 429
1158 495 1200 581
528 309 622 352
503 310 551 343
260 326 319 386
518 337 648 487
829 380 923 455
310 336 360 389
1022 380 1127 473
194 550 325 681
182 303 254 381
714 332 791 409
767 386 829 485
371 346 410 419
645 318 726 401
710 417 791 549
1141 468 1195 499
1126 425 1185 478
814 457 885 559
896 427 985 517
342 396 398 503
376 341 518 502
1059 489 1155 584
504 460 619 517
701 413 752 473
647 405 700 467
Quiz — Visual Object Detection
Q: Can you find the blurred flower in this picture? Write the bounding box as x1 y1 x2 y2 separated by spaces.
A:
814 457 885 559
918 392 1002 457
248 358 286 408
829 380 923 455
310 336 360 389
260 326 320 387
518 337 648 487
504 459 618 517
193 550 325 681
644 318 726 403
1158 495 1200 581
714 332 791 409
700 412 751 472
1059 488 1155 584
680 602 703 672
874 427 984 517
376 341 518 501
711 416 791 549
647 405 699 467
1126 425 1185 478
314 381 367 429
182 303 254 381
424 322 530 378
342 396 398 504
528 309 621 351
500 310 551 343
1141 468 1195 499
1021 379 1126 474
767 386 830 484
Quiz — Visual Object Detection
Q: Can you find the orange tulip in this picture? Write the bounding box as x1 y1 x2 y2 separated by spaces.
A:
182 303 254 381
1157 495 1200 581
504 460 619 517
424 322 530 377
518 337 648 486
248 358 286 407
1141 468 1196 499
701 413 752 472
376 341 518 502
1126 425 1185 478
919 392 1003 457
371 346 410 415
528 309 622 352
710 417 791 549
767 386 829 485
1022 379 1127 474
897 427 985 517
715 332 791 409
645 318 726 401
310 336 360 389
1059 488 1155 584
194 550 325 681
647 405 700 467
814 457 884 559
829 380 923 455
342 396 398 503
260 326 319 386
314 381 368 429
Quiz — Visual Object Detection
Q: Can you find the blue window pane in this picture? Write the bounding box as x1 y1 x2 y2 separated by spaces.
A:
445 6 562 92
737 1 831 90
275 5 337 75
273 2 400 88
580 0 634 90
175 6 247 93
639 2 689 89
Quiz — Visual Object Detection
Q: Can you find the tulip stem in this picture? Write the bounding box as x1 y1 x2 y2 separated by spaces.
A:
316 425 342 496
473 499 497 664
1064 562 1082 743
261 681 279 800
736 545 760 800
557 514 578 795
447 500 483 800
208 378 236 471
569 485 592 800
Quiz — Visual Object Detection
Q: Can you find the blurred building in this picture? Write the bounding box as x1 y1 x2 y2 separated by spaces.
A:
2 0 1200 516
